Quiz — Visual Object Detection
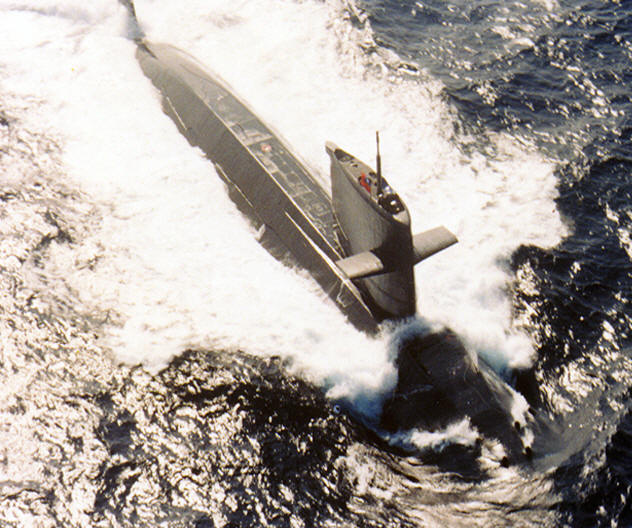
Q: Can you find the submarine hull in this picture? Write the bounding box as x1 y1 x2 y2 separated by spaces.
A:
136 42 377 332
133 38 536 464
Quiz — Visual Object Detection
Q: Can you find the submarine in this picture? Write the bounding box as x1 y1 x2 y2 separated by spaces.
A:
128 23 535 465
136 41 457 332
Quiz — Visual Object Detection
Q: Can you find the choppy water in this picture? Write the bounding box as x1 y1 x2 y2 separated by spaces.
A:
0 0 631 526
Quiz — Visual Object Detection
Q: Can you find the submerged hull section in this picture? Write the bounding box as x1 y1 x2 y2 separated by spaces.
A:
137 42 377 331
381 328 531 465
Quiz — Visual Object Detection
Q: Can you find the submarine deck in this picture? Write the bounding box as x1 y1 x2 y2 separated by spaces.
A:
144 44 339 253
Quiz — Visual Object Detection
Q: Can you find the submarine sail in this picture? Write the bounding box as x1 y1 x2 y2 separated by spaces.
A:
327 142 416 318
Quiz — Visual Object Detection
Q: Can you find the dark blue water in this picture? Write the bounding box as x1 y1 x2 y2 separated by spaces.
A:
364 0 632 525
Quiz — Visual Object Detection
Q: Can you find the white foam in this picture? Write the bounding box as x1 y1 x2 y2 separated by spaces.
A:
0 0 565 420
388 418 480 452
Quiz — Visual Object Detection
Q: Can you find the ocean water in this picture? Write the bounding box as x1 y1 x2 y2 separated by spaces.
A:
0 0 630 526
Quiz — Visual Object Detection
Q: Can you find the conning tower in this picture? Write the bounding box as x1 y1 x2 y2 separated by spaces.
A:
326 138 457 320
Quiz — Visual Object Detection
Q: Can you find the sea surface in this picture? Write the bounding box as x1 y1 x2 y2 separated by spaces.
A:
0 0 630 526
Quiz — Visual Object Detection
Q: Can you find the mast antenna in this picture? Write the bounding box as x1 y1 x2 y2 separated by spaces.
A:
376 131 382 195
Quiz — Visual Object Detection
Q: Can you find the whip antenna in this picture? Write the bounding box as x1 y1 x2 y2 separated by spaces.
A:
376 131 382 194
